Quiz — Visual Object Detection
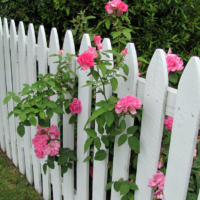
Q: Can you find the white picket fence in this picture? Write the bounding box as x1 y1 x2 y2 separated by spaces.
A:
0 17 200 200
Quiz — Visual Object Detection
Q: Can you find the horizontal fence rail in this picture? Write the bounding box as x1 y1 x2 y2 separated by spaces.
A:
0 17 200 200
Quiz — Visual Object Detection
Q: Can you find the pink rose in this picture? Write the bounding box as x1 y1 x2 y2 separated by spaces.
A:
164 116 173 131
44 141 60 156
85 46 98 59
58 50 64 55
97 43 103 50
165 48 184 73
115 95 142 114
48 96 50 100
49 124 60 139
194 149 197 157
77 51 95 70
105 0 128 15
69 98 82 114
157 159 162 169
121 48 128 55
118 1 128 12
93 35 101 45
138 70 141 77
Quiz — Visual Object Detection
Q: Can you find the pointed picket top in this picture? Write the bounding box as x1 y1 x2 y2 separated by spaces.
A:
62 30 76 200
135 49 168 200
0 17 6 152
163 57 200 200
111 43 138 200
76 33 92 200
92 38 113 200
48 27 60 73
37 25 47 75
27 23 36 85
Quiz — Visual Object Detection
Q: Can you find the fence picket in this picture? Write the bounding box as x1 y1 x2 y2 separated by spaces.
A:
27 23 42 193
111 43 138 200
48 27 62 200
92 38 113 200
62 30 76 200
163 57 200 200
134 49 168 200
37 25 51 200
76 34 92 200
0 17 6 152
3 18 12 160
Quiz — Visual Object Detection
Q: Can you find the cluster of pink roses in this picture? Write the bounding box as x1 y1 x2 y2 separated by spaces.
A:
105 0 128 15
165 48 184 73
77 35 102 70
115 95 142 114
148 171 165 199
69 98 82 114
32 125 60 158
164 116 173 131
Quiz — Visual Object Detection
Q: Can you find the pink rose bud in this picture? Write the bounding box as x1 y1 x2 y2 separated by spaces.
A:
97 43 103 50
58 50 64 54
107 164 111 169
138 70 141 77
93 35 101 45
48 96 50 100
121 48 128 55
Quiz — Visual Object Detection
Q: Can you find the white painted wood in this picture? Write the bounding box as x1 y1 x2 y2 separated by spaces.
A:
76 34 92 200
134 49 168 200
10 19 26 174
3 18 12 159
198 190 200 200
92 38 113 200
10 19 19 167
62 30 76 200
18 21 33 183
27 23 42 193
163 57 200 200
37 25 51 200
48 28 62 200
0 17 6 152
111 43 138 200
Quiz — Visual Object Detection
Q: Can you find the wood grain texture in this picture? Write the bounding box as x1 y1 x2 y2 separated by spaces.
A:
62 30 75 200
92 38 113 200
111 43 138 200
163 57 200 200
134 49 168 200
76 34 92 200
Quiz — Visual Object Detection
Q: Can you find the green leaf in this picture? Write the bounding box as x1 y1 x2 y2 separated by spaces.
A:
114 181 121 192
91 70 99 81
12 96 21 103
127 126 138 134
43 163 47 174
121 195 128 200
69 115 76 124
105 112 115 127
47 101 57 108
128 192 134 200
19 113 27 122
101 135 109 146
84 138 93 153
95 150 107 161
22 87 29 94
129 181 138 190
120 120 126 132
118 134 127 147
94 137 101 150
58 155 68 165
17 124 25 137
61 166 68 174
137 57 149 64
85 107 106 128
53 107 64 114
120 183 130 195
169 72 179 84
123 29 131 40
85 128 97 137
39 111 46 119
110 77 118 91
83 156 91 162
105 182 113 191
67 152 77 161
7 111 14 119
47 80 55 87
128 136 140 153
47 161 55 169
105 20 110 29
101 64 107 77
64 99 69 109
3 96 11 105
123 64 129 76
8 91 15 96
46 108 53 119
29 116 37 126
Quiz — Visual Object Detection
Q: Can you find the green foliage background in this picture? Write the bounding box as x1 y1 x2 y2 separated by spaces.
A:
1 0 200 70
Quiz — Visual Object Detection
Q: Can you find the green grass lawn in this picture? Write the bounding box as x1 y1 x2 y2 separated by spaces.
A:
0 149 43 200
